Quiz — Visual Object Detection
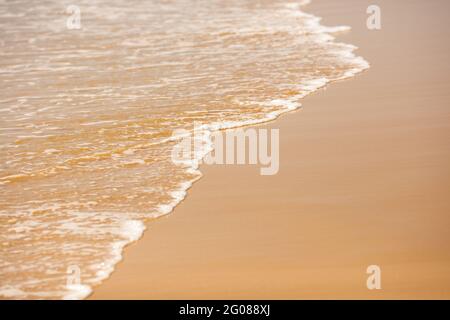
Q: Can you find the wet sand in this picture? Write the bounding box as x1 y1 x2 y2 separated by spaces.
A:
90 0 450 299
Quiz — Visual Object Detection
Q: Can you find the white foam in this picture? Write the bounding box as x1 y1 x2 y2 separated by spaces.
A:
63 284 92 300
120 220 146 242
89 219 145 296
0 286 27 299
43 148 59 154
81 120 116 126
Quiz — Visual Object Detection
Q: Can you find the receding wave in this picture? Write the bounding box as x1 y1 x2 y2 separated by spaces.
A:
0 0 368 299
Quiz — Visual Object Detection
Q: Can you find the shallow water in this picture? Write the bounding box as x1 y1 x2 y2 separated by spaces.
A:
0 0 368 299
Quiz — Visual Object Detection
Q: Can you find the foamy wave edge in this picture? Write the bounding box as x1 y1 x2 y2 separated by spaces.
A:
146 0 371 227
62 0 369 300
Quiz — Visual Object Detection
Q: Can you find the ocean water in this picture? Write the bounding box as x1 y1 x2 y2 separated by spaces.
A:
0 0 368 299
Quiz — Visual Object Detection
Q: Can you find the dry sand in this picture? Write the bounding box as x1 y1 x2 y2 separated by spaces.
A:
90 0 450 299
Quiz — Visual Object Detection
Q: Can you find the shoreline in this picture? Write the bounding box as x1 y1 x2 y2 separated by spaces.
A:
90 0 450 299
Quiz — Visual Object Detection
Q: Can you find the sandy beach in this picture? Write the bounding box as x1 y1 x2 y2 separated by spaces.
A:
90 0 450 299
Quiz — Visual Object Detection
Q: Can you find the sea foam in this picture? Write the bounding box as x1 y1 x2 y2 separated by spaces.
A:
0 0 368 299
